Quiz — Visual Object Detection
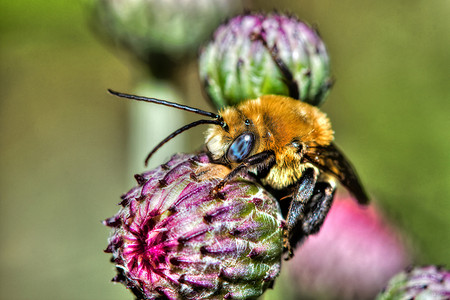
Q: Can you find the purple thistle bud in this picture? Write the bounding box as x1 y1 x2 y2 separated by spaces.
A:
104 153 283 299
376 265 450 300
199 12 332 109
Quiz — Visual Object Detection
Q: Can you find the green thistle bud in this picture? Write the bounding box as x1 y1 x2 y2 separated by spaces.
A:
104 153 283 299
376 265 450 300
199 12 332 109
90 0 242 71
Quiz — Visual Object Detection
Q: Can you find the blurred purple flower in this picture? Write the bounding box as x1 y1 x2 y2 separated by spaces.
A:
287 196 411 299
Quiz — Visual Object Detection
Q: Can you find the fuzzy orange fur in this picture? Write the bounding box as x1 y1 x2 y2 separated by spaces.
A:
205 95 334 189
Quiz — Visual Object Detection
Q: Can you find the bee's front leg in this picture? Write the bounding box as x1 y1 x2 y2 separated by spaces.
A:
251 32 300 100
211 151 275 197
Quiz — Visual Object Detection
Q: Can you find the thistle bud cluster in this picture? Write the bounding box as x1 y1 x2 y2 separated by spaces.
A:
102 11 420 300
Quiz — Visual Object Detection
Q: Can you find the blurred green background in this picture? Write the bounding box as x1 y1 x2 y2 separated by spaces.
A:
1 1 449 299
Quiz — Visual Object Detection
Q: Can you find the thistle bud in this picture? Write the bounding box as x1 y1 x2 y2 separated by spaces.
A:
90 0 242 73
376 265 450 300
199 12 332 109
104 153 283 299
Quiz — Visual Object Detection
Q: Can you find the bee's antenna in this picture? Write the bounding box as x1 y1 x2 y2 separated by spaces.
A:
144 119 223 166
108 89 228 166
108 89 220 119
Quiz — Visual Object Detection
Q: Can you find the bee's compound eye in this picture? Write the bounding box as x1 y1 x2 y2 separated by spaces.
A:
227 132 255 163
291 140 303 152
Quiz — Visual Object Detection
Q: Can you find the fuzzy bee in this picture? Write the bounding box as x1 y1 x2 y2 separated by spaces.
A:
109 89 369 258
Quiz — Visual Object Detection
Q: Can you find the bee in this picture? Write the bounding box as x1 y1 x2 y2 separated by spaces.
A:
109 89 369 258
109 28 368 258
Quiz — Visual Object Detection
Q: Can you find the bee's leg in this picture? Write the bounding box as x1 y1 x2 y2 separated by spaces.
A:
284 176 336 259
301 180 336 236
266 45 300 100
250 32 300 99
211 151 275 197
284 167 318 257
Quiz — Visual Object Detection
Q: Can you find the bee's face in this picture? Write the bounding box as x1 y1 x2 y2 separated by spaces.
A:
205 107 259 164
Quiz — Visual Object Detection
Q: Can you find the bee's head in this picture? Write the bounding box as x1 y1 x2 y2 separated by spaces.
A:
205 107 259 165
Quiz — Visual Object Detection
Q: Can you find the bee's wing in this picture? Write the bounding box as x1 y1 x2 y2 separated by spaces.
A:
305 143 369 204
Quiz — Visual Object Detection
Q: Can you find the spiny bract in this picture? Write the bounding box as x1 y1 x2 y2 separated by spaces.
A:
104 153 284 300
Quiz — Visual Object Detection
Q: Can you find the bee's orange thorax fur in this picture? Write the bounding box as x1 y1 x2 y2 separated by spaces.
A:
205 95 334 189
